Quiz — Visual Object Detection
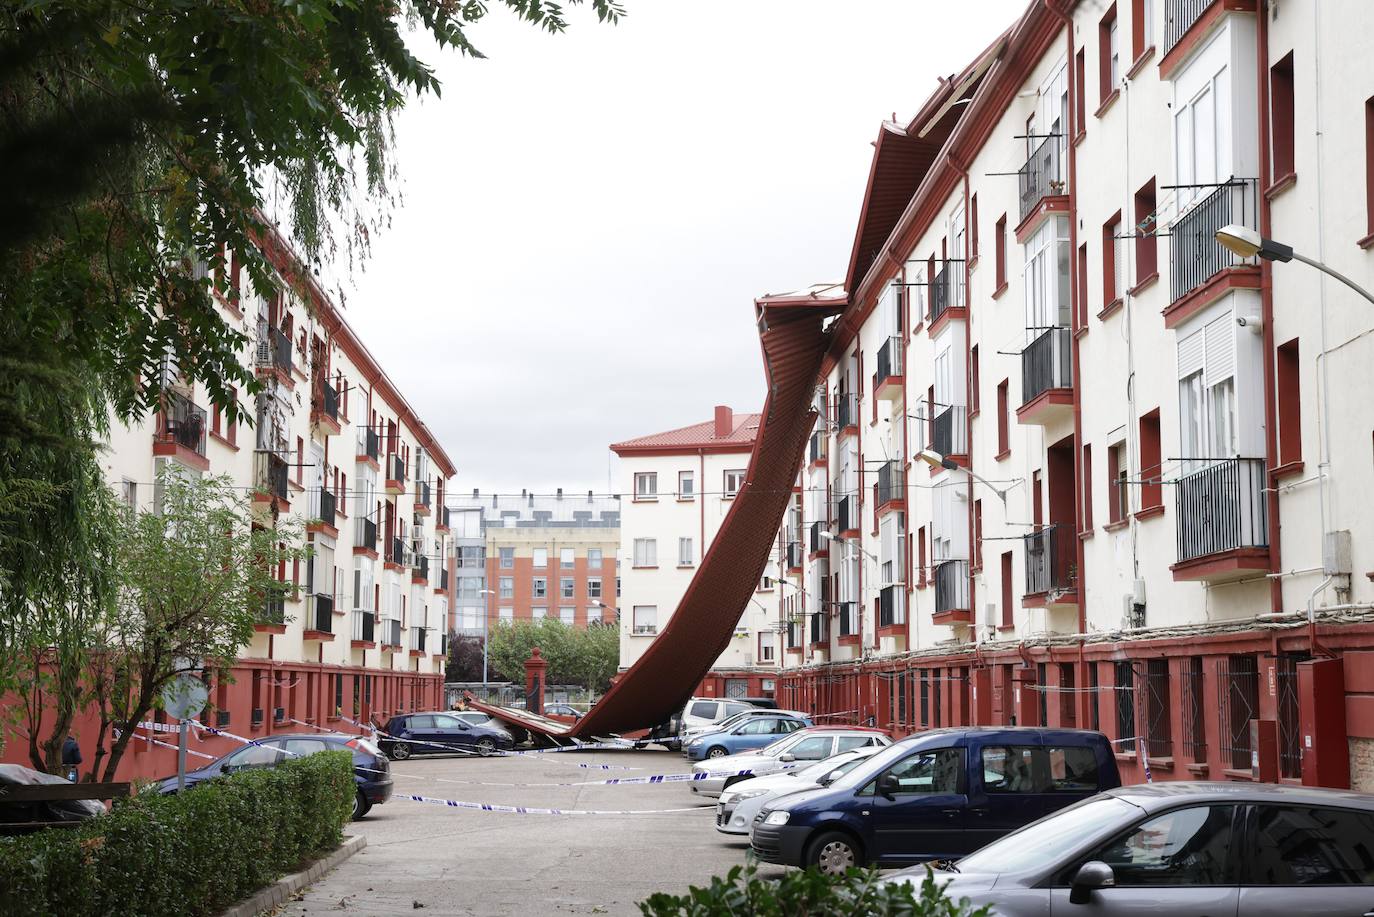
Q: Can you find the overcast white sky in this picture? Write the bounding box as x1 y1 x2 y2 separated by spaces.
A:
338 0 1026 496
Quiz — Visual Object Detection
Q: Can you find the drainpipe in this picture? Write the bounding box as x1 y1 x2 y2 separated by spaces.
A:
1255 0 1285 617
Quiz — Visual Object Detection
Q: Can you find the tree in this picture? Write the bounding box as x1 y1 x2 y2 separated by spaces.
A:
486 618 620 693
445 633 487 683
87 470 308 781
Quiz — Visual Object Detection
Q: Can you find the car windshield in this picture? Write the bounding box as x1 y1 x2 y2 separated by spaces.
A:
795 749 875 781
759 732 804 756
951 795 1142 875
818 739 921 789
712 711 761 732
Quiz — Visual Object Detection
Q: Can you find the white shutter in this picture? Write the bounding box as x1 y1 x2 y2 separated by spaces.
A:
1178 327 1205 379
1204 315 1234 383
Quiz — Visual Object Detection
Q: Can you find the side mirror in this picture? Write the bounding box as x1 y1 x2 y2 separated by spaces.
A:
1068 861 1115 905
876 773 900 800
779 753 796 763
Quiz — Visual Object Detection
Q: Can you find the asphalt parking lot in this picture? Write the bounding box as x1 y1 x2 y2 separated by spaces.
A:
277 747 787 916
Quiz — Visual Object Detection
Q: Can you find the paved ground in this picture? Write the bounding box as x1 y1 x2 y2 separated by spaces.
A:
277 747 787 916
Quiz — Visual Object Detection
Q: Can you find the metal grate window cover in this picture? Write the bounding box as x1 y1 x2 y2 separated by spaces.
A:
724 679 749 699
1037 662 1048 728
1182 657 1207 764
1088 663 1100 732
1059 662 1077 728
1219 654 1259 771
1277 654 1307 780
1115 661 1136 748
1143 658 1173 759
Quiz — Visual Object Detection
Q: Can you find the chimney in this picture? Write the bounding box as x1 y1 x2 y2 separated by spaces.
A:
472 488 479 498
557 488 563 500
713 405 733 438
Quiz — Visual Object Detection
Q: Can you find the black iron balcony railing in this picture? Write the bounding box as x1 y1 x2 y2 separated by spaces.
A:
439 632 449 657
934 559 970 616
437 506 451 529
255 450 289 502
415 554 430 581
358 427 380 461
835 393 858 430
809 520 824 554
312 595 334 632
257 323 292 374
786 620 801 649
809 609 827 644
833 494 855 533
1175 457 1268 563
439 568 450 592
310 487 336 526
932 405 967 457
387 453 406 483
1018 133 1066 223
416 480 431 507
876 336 903 387
352 609 375 642
837 601 856 637
809 431 826 464
381 617 402 647
1024 524 1075 596
1164 0 1216 56
260 594 285 626
314 381 339 421
878 585 904 628
1170 178 1258 303
1021 327 1073 406
157 391 207 456
876 461 904 507
387 535 405 566
355 517 377 550
410 627 427 653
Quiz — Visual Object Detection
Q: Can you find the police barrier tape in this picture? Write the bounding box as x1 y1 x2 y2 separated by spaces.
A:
393 792 716 816
117 727 217 760
372 731 641 769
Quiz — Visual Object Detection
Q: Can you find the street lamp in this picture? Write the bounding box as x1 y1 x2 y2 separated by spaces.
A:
478 588 496 685
916 449 1012 506
1215 224 1374 306
818 529 879 562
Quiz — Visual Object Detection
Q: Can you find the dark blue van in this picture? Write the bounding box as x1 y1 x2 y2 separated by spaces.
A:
750 727 1120 874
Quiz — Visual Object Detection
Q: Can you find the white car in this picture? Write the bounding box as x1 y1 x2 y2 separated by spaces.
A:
689 727 891 798
715 745 885 835
676 698 760 738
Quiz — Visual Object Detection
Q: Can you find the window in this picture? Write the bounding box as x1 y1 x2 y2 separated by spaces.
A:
1074 49 1086 137
1099 4 1119 105
1000 551 1013 628
688 701 717 719
634 472 657 500
678 537 693 567
1102 212 1122 307
1134 178 1157 283
1088 663 1101 731
587 548 603 570
1131 0 1152 60
632 605 657 635
1270 52 1295 180
121 479 138 509
499 606 514 622
586 606 602 624
560 577 574 599
560 547 574 569
532 606 547 620
788 736 833 760
969 193 979 261
867 748 962 796
757 634 775 664
982 746 1041 793
498 576 513 599
496 546 513 568
587 577 602 599
1115 660 1135 745
559 606 574 625
1139 409 1162 511
1086 806 1235 886
1174 65 1230 204
1277 339 1302 466
996 380 1010 456
1177 315 1238 468
678 470 695 499
532 547 548 568
970 345 980 412
916 525 927 587
633 538 657 567
837 736 876 754
532 576 547 598
1108 441 1128 523
723 469 745 497
1248 806 1374 885
994 214 1008 290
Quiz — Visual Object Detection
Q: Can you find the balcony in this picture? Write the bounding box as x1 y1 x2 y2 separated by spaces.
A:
307 487 337 534
414 480 432 515
836 601 857 639
1171 458 1269 581
410 626 427 656
878 585 905 631
808 609 828 646
154 391 209 470
255 323 293 383
1023 525 1077 606
437 568 450 594
927 260 966 330
356 427 380 465
833 494 857 536
435 506 451 533
253 450 290 511
1166 179 1259 325
932 405 967 458
384 453 406 494
876 461 904 512
1017 133 1068 233
808 520 825 557
385 535 407 570
1017 327 1073 426
808 431 827 466
351 609 376 647
304 594 335 640
414 554 430 584
786 541 803 570
354 517 378 554
380 617 402 649
835 393 859 434
312 381 341 435
875 336 904 401
255 594 286 633
933 559 971 625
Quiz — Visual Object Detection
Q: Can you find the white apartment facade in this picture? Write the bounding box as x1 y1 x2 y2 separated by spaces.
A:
781 0 1374 790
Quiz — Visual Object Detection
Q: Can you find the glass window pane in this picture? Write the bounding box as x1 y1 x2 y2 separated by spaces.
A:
1249 805 1374 886
790 737 834 760
1093 805 1234 886
1047 745 1099 792
876 748 962 795
982 745 1041 793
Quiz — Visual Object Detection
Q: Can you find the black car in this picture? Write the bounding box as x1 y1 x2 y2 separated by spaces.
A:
156 733 391 819
380 711 516 760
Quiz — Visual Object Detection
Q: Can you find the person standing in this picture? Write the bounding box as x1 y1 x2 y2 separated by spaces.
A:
61 734 82 782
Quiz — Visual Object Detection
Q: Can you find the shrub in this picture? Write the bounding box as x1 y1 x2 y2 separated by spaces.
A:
0 750 354 917
638 864 992 917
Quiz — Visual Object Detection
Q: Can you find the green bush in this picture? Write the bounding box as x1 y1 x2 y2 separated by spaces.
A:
638 864 991 916
0 750 354 917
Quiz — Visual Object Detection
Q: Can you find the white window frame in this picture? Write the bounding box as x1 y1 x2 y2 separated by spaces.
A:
498 546 514 569
559 606 574 625
560 547 575 569
532 606 547 620
678 537 694 567
723 469 746 497
587 548 603 570
498 606 514 622
532 576 547 598
634 472 657 500
587 577 602 599
632 605 657 635
532 547 548 568
498 576 513 599
560 576 575 599
633 538 657 568
678 470 695 499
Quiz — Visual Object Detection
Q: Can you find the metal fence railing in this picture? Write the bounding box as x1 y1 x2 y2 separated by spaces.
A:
934 559 969 617
1018 133 1066 223
932 405 966 456
1175 457 1268 563
1182 657 1207 763
1169 177 1258 303
1024 524 1074 596
876 336 903 387
876 460 904 507
157 391 207 456
835 392 858 430
1164 0 1218 56
1021 326 1073 406
878 584 904 628
1219 654 1259 771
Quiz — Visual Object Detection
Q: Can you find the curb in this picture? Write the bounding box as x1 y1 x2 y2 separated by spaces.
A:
217 834 367 917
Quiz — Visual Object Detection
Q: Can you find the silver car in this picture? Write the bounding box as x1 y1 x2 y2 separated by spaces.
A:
883 782 1374 916
690 728 890 798
715 746 884 835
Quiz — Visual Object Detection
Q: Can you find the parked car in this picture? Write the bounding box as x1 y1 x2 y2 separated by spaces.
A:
716 745 886 835
380 711 516 760
684 713 813 762
451 711 493 727
544 703 583 720
691 726 891 797
882 781 1374 916
750 727 1119 874
155 733 391 819
681 707 808 746
0 764 105 829
734 697 778 710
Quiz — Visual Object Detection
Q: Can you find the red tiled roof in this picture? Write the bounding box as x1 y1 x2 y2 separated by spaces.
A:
610 413 762 455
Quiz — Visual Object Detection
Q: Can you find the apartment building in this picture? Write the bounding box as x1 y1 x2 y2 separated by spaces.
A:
779 0 1374 790
613 406 798 699
446 491 620 639
88 226 455 778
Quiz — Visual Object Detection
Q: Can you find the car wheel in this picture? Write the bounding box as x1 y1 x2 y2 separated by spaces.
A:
476 737 497 756
666 741 681 752
722 775 745 790
352 789 371 821
391 742 412 761
706 746 728 760
806 830 862 876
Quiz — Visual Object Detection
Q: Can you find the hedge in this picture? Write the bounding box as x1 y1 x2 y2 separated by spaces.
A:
0 750 354 917
638 864 992 916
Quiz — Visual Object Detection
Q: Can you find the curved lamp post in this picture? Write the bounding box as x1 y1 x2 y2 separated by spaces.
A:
1215 224 1374 306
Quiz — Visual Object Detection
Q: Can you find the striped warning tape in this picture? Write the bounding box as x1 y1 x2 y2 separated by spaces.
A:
394 792 716 816
117 727 217 760
379 766 788 789
373 731 640 769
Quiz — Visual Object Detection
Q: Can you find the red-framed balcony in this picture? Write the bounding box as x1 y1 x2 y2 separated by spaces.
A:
251 450 290 513
1164 178 1260 328
414 479 432 516
409 626 428 658
384 452 406 495
785 540 803 572
1023 524 1079 609
833 494 859 539
1170 458 1269 582
785 620 804 656
877 585 906 639
355 427 380 470
255 322 294 388
1160 0 1255 80
353 517 378 558
254 594 287 635
1017 327 1074 426
434 568 450 597
411 553 430 586
834 393 859 439
926 261 967 336
434 506 451 534
311 381 341 435
306 487 338 538
931 405 968 464
835 601 860 646
384 535 408 573
379 617 402 651
932 559 972 626
1015 133 1069 243
808 430 828 468
153 391 210 472
875 336 904 402
303 594 336 642
808 520 827 561
808 606 829 650
350 609 376 649
875 460 905 515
